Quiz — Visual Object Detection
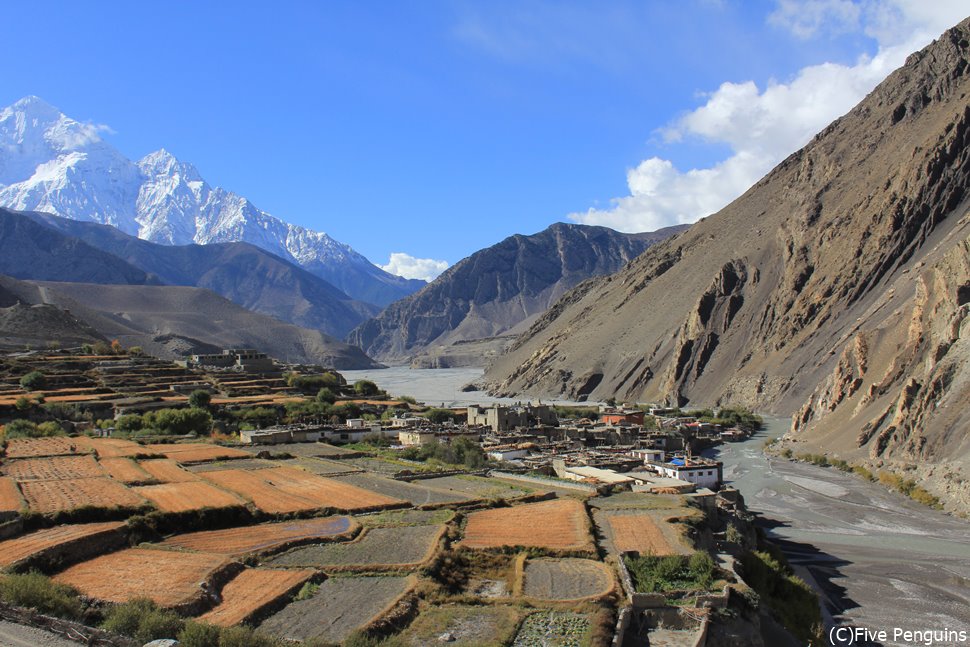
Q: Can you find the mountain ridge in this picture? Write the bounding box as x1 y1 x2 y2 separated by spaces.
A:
0 97 423 306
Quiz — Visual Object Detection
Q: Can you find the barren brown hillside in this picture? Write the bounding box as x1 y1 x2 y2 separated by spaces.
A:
485 18 970 508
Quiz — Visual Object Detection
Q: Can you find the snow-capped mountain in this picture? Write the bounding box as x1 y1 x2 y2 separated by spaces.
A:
0 96 423 306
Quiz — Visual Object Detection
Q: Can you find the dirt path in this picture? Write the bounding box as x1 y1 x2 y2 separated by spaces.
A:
0 620 82 647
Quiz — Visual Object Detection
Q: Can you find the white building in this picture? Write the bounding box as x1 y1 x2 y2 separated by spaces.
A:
652 458 722 489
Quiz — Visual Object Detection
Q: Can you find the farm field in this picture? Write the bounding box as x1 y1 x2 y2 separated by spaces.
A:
20 477 149 514
98 457 153 484
3 437 94 459
259 575 412 644
460 499 594 552
521 558 614 601
600 512 692 557
137 459 199 483
0 521 126 570
186 459 277 473
342 457 411 476
0 477 24 514
281 457 362 475
396 604 522 647
357 508 455 528
418 475 533 500
267 524 443 570
54 547 233 608
81 437 158 458
159 516 358 557
133 481 246 513
142 443 251 463
237 442 363 459
2 455 105 481
197 568 315 627
333 472 474 506
201 465 405 514
512 611 592 647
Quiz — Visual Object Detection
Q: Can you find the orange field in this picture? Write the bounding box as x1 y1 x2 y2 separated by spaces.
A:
0 521 126 569
133 482 246 513
3 437 94 459
143 443 251 463
55 547 233 608
0 476 24 514
137 459 199 483
606 514 687 556
20 477 149 514
201 466 404 514
82 437 160 458
159 516 358 557
2 455 105 481
99 457 154 484
197 568 315 626
460 499 593 552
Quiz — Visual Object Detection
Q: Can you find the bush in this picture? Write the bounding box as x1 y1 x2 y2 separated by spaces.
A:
0 572 82 619
624 551 718 593
178 621 222 647
353 380 380 396
102 597 184 642
316 387 337 404
288 372 341 394
19 371 46 391
217 625 278 647
189 390 212 408
739 550 821 644
3 419 66 439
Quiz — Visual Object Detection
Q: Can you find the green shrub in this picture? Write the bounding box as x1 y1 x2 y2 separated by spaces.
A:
135 607 185 643
624 551 718 593
19 371 46 391
316 387 337 404
217 625 278 647
3 419 66 439
294 581 320 601
353 380 380 396
739 550 821 644
189 390 212 408
102 597 157 637
851 465 875 481
0 572 82 619
179 620 222 647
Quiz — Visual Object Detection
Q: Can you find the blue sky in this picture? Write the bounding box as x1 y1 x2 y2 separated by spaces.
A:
1 1 966 278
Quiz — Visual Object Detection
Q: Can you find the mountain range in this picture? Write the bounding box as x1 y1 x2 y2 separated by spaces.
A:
484 18 970 510
347 222 687 365
0 97 423 307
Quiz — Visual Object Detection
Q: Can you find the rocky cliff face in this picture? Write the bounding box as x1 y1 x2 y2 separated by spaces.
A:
484 18 970 507
347 223 686 363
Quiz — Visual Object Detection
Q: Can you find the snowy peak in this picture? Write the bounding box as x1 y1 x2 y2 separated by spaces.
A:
0 96 426 306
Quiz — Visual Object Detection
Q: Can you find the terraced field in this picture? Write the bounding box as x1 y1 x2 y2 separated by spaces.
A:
259 575 413 644
82 437 158 458
159 516 358 557
20 477 149 514
460 499 594 552
0 521 126 570
133 481 246 513
603 513 690 556
197 568 315 627
521 558 614 601
333 472 474 506
267 524 444 570
54 547 234 608
395 604 522 646
142 443 251 463
512 611 591 647
201 466 405 514
418 475 532 500
0 477 24 515
2 455 105 481
137 459 199 483
3 437 94 459
282 457 362 476
98 457 154 484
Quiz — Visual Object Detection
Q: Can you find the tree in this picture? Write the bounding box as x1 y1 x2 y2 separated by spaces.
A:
188 390 212 409
353 380 379 397
316 388 336 404
425 408 456 424
110 339 123 354
19 371 46 391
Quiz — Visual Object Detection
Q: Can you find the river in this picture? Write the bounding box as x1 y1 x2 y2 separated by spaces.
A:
711 419 970 646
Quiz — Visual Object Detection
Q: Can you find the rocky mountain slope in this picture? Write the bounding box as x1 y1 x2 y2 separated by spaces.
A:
0 275 381 369
0 98 422 306
347 222 686 364
4 208 378 338
0 281 105 349
484 18 970 508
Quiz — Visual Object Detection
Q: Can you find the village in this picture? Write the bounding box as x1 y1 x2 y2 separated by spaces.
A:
0 346 811 647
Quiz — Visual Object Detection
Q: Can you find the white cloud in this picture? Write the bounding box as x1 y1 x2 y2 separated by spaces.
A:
768 0 861 39
380 252 450 282
570 2 970 233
